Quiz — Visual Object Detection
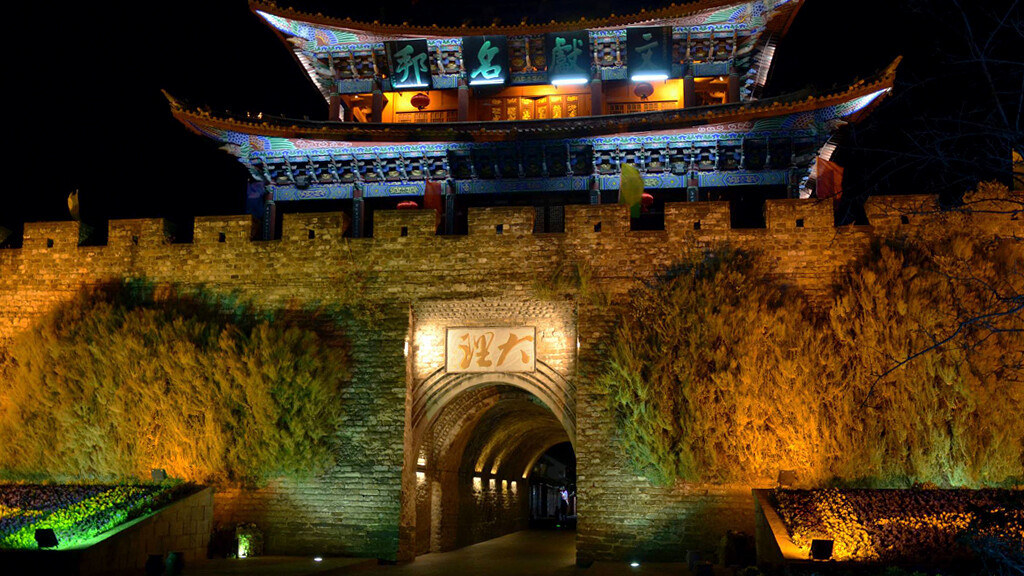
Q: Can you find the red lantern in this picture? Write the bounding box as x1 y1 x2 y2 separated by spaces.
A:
397 200 420 210
410 92 431 110
641 192 654 212
633 82 654 100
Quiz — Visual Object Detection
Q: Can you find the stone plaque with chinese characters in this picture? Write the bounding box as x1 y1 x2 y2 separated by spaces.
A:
626 26 671 80
386 39 432 89
545 30 590 83
446 327 536 373
462 35 509 86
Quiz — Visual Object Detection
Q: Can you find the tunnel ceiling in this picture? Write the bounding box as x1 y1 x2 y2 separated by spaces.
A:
423 385 570 481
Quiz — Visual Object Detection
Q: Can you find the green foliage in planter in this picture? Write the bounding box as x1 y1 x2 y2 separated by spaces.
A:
0 285 349 486
600 192 1023 486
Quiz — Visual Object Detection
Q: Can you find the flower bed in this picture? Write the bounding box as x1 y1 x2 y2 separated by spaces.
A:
772 488 1024 564
0 483 197 549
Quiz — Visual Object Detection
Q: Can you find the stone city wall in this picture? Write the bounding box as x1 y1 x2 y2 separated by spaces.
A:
1 196 1013 562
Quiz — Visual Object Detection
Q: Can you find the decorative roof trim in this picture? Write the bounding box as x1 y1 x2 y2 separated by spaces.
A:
166 57 899 144
248 0 804 39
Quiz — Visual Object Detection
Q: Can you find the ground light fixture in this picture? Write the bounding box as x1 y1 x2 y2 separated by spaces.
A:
630 561 640 567
314 556 323 562
34 528 58 548
810 539 834 560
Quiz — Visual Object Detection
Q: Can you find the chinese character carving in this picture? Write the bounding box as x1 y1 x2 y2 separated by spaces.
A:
496 332 534 367
447 327 536 372
471 40 502 81
635 32 659 68
551 36 584 76
394 43 428 86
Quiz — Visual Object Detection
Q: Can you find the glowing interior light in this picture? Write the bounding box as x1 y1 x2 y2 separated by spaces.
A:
631 73 668 82
489 478 496 490
511 481 517 492
404 340 409 357
416 470 426 480
502 479 508 490
417 456 427 467
473 476 483 490
552 77 589 86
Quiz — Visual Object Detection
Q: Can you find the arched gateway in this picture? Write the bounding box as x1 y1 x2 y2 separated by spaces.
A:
399 301 577 560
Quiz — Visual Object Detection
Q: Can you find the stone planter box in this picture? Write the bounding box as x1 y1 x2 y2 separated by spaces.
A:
2 486 213 576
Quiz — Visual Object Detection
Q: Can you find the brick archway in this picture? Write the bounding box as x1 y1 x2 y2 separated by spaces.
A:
399 366 576 560
411 362 576 446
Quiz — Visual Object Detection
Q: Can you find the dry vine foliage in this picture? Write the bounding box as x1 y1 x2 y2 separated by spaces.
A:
601 186 1023 486
0 287 349 486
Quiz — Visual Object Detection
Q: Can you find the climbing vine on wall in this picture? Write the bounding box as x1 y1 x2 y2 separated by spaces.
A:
600 185 1024 487
0 283 350 486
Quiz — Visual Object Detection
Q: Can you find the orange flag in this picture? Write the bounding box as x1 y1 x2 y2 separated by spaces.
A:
424 180 444 231
816 157 843 200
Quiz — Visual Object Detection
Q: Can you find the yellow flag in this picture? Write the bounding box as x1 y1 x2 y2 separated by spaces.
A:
619 164 644 218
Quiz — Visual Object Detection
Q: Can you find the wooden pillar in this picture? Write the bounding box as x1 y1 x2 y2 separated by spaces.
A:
371 82 384 123
683 76 696 108
589 77 603 116
457 80 470 121
352 185 365 238
727 73 740 103
262 193 276 240
444 182 456 235
329 93 342 121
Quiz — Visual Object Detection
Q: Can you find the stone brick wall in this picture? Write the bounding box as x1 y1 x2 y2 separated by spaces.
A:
1 197 1015 563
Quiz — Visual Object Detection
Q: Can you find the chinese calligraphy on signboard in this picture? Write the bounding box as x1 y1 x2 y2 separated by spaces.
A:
545 30 590 84
462 35 509 85
626 26 671 81
446 327 536 373
387 40 432 88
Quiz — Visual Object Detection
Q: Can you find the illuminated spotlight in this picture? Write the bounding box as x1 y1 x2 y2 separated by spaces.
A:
552 77 589 85
314 556 323 562
630 561 640 567
630 73 668 82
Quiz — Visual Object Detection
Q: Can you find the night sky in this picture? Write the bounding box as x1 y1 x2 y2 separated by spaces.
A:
3 0 1017 233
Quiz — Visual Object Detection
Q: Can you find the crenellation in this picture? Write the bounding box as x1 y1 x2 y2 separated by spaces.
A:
468 207 536 237
109 218 174 248
282 211 350 243
193 214 258 245
863 194 940 229
664 201 731 234
764 198 833 229
565 204 630 236
374 209 438 239
22 220 84 251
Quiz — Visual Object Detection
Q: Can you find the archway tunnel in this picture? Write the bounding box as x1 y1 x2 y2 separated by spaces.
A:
411 384 573 555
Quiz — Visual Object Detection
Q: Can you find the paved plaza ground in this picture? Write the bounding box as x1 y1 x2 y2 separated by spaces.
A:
183 529 717 576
